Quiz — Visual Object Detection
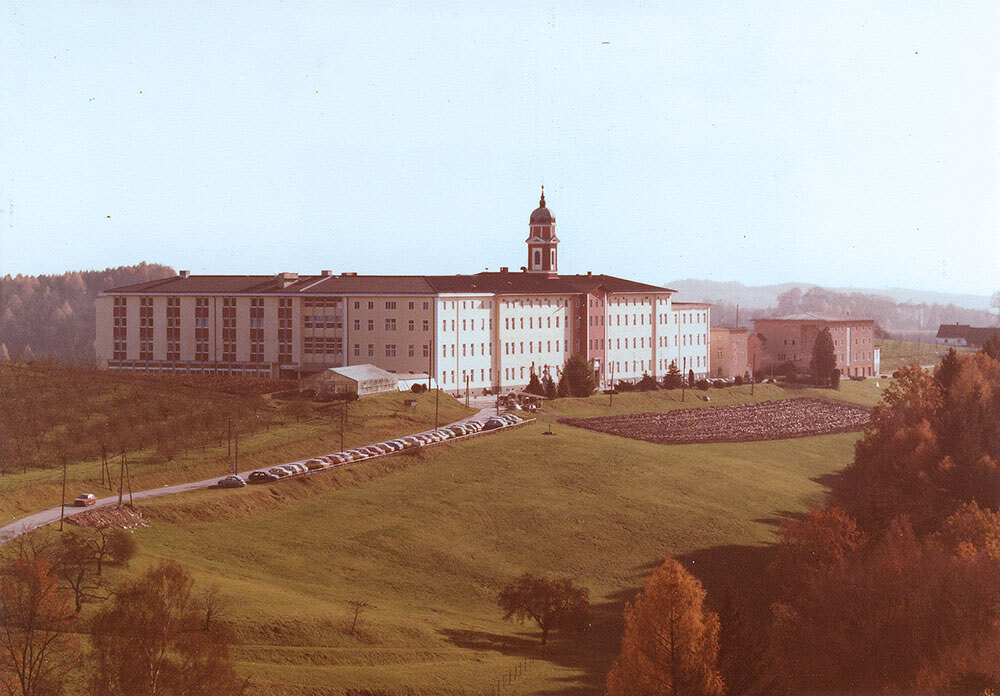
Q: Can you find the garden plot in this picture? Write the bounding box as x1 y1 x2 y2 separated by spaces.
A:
560 398 871 444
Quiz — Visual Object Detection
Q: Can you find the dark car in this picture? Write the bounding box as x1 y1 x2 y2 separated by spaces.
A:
248 470 279 484
217 475 247 488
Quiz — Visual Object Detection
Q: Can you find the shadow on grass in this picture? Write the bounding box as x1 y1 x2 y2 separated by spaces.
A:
440 545 784 695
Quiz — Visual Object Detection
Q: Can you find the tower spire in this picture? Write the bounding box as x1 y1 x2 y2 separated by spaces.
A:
539 185 545 208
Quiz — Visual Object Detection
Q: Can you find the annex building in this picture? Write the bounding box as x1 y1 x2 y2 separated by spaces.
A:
753 313 879 378
96 190 712 393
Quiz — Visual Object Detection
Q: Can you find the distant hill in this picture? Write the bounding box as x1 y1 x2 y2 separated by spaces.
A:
0 263 176 364
668 279 998 333
667 279 993 311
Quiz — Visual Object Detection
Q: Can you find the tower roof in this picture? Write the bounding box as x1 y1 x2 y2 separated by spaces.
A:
529 186 555 225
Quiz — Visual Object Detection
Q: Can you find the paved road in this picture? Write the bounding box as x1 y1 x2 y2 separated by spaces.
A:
1 405 500 544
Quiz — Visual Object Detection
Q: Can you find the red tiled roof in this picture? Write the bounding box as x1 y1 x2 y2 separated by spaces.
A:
103 272 674 296
936 324 971 339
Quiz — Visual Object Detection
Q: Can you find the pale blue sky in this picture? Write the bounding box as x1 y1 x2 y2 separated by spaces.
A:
3 2 998 295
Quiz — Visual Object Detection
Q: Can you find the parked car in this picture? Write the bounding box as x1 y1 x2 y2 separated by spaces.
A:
249 470 279 484
217 475 247 488
305 459 326 471
73 493 97 507
268 467 291 478
482 417 505 431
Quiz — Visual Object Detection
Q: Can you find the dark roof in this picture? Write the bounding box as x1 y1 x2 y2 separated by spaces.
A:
103 271 674 296
756 312 873 323
968 327 1000 346
936 324 971 339
529 188 554 225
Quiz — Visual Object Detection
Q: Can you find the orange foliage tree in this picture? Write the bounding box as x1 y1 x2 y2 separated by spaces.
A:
0 545 80 696
606 558 724 696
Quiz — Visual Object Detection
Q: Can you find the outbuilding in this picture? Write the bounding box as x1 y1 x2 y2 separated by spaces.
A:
300 364 400 398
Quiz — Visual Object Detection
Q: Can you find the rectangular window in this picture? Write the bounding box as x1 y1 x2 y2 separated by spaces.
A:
408 320 415 331
408 301 415 310
385 344 396 357
277 298 293 364
367 344 374 357
367 319 374 331
385 301 396 310
385 318 396 331
423 344 430 358
354 319 361 331
423 320 429 331
354 344 360 357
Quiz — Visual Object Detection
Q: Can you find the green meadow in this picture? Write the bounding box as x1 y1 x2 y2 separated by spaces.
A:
125 401 860 695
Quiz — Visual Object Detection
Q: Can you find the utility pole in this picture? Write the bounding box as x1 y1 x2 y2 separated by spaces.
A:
118 452 125 507
234 428 239 473
751 355 756 395
59 458 67 531
340 401 346 452
125 452 133 506
227 415 232 461
465 374 470 408
434 381 440 429
609 361 615 407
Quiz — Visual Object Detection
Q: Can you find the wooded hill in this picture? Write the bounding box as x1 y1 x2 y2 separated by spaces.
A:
0 263 176 364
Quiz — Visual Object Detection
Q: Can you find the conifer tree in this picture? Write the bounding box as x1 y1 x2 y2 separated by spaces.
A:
811 327 836 385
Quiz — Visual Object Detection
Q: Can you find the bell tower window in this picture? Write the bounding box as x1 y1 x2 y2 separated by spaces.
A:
533 250 541 267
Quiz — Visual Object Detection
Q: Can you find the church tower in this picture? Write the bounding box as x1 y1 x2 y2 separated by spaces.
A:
526 186 559 276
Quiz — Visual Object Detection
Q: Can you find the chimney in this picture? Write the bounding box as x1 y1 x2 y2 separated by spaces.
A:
341 272 358 277
179 270 190 278
320 269 333 277
276 271 299 288
499 267 509 273
586 271 592 276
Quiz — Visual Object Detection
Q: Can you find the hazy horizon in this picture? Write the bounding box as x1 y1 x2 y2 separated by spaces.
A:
3 2 998 296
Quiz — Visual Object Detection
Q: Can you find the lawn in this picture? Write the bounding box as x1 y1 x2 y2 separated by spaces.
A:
122 417 859 695
877 337 973 372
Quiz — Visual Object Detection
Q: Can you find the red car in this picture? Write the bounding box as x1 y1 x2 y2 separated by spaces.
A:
74 493 97 507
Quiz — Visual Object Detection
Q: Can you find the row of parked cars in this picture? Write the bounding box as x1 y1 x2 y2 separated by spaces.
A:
218 413 527 487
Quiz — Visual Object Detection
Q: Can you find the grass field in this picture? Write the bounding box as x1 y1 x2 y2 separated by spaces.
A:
877 337 973 372
0 390 474 523
119 416 859 695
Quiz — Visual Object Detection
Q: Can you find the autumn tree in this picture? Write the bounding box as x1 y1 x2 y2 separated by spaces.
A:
810 327 836 385
716 587 780 696
89 560 243 696
0 542 80 696
497 572 590 646
606 558 724 696
983 333 1000 361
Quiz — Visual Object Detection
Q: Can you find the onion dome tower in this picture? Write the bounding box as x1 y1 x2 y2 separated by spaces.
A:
526 186 559 276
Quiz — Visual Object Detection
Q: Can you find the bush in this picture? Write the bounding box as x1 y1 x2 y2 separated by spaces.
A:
637 373 659 392
696 379 710 391
734 375 744 386
830 368 841 390
410 383 427 393
615 380 636 393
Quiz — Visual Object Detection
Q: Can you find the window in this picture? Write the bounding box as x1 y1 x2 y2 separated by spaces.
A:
385 301 396 310
354 301 360 310
408 345 415 358
222 297 236 361
354 319 361 331
408 301 415 310
354 344 360 356
422 344 429 358
139 296 153 361
408 320 415 331
366 319 374 331
422 320 429 331
367 301 374 310
277 298 293 364
385 318 396 331
367 344 374 357
385 344 396 357
165 297 180 361
423 302 429 310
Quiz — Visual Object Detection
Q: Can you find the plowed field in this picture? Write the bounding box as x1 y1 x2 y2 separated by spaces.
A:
560 398 871 444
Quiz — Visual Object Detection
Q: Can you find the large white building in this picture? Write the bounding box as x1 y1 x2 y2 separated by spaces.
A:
96 190 711 393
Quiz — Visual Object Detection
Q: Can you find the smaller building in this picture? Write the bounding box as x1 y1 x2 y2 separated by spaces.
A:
300 364 400 397
935 324 1000 348
753 313 877 378
709 328 749 380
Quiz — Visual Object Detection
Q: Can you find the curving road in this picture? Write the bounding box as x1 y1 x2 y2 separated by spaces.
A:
1 402 504 545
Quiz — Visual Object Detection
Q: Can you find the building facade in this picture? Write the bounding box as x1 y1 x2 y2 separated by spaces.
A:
96 191 712 392
709 328 750 379
753 313 877 378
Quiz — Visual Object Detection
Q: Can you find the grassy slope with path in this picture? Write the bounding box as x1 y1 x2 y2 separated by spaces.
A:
0 390 474 523
877 337 973 372
108 382 873 695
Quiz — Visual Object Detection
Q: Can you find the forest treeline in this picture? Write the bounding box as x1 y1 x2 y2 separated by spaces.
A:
0 263 175 364
709 285 998 333
605 341 1000 695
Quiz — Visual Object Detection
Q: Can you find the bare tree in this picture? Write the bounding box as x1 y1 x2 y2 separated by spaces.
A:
0 540 81 696
346 599 374 635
